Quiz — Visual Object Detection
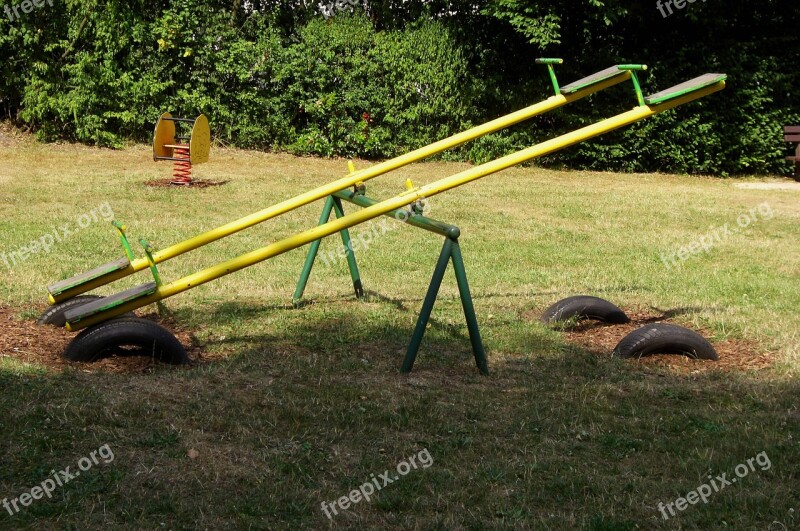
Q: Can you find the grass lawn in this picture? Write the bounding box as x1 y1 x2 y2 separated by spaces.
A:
0 138 798 529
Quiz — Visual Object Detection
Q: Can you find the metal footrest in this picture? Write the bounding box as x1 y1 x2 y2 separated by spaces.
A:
64 282 157 324
47 257 131 297
645 74 727 105
560 65 631 95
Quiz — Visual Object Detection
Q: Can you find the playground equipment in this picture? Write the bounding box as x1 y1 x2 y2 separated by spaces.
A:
45 60 637 305
540 296 630 325
614 323 718 361
785 126 800 181
41 59 727 373
153 113 210 185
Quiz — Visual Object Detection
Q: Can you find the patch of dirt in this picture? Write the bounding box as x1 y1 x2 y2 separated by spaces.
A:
144 178 229 188
549 311 775 374
0 306 206 374
2 302 775 376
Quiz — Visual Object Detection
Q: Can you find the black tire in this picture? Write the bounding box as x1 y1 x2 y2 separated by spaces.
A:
63 317 189 364
613 323 718 361
37 295 133 327
540 295 630 324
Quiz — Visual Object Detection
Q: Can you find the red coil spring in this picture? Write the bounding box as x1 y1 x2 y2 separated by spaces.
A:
171 145 192 185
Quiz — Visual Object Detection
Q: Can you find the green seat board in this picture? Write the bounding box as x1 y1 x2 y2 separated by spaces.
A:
645 73 727 105
48 257 130 296
64 281 157 324
560 66 629 95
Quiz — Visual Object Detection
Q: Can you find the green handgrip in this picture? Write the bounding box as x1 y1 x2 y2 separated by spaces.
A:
112 220 135 262
619 65 648 107
536 58 564 97
139 238 163 286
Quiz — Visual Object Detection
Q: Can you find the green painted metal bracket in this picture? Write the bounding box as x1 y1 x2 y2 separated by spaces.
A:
535 58 564 97
112 221 135 262
139 238 163 286
618 65 648 107
334 190 460 239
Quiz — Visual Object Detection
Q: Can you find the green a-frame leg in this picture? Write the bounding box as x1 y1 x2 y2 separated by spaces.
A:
401 236 488 374
293 195 364 305
293 190 488 374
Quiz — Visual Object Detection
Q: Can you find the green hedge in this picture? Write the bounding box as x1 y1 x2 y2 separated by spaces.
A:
4 5 475 159
1 1 798 176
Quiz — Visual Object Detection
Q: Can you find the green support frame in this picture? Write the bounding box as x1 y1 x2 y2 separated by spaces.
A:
293 190 489 374
293 195 363 304
401 236 488 374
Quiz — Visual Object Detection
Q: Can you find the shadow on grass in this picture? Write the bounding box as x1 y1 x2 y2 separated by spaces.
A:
1 293 796 528
0 306 798 529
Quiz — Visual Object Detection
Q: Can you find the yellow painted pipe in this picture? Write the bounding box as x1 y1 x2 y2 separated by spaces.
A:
67 80 725 331
51 71 633 303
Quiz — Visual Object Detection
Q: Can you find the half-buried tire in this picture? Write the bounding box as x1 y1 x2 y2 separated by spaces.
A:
613 323 718 361
37 295 134 327
63 317 189 364
540 295 630 324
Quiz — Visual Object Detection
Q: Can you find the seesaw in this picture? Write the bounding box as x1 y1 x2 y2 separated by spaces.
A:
39 60 727 373
44 59 638 305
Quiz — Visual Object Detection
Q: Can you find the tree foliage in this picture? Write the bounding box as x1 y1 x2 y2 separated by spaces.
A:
1 0 798 175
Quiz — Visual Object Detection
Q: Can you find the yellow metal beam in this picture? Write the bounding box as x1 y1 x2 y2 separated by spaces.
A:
66 80 725 331
51 71 632 303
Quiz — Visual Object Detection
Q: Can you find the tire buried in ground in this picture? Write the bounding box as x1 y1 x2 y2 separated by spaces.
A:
37 295 134 327
613 323 718 361
540 295 630 325
63 317 189 364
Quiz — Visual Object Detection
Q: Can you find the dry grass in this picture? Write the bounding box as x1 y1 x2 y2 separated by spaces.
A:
0 137 798 529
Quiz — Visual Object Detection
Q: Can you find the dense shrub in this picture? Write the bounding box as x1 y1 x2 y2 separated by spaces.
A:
1 0 798 175
6 5 475 158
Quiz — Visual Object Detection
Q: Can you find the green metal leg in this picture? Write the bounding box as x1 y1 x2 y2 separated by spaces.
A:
332 198 364 299
450 240 489 374
401 238 488 374
292 196 364 305
292 196 336 304
402 239 453 373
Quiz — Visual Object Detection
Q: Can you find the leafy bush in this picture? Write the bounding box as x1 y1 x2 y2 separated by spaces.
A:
3 1 798 175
